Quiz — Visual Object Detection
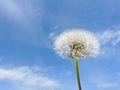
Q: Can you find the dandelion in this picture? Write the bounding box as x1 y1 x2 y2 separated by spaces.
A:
54 29 100 90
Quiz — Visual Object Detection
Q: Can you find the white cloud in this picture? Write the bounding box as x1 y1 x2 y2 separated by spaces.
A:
97 26 120 46
92 79 118 88
0 0 25 23
0 0 42 25
49 32 57 40
90 73 119 88
0 66 60 89
99 82 118 88
96 25 120 57
0 0 44 47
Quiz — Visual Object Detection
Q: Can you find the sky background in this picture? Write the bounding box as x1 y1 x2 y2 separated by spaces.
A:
0 0 120 90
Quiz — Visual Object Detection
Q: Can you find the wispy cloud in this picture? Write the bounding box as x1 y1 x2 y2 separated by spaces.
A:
0 0 44 47
97 25 120 46
49 32 57 40
90 73 119 88
0 0 42 25
0 0 24 22
95 25 120 57
92 79 118 88
0 66 60 89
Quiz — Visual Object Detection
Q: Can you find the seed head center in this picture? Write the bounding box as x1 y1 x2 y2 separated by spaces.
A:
69 42 85 58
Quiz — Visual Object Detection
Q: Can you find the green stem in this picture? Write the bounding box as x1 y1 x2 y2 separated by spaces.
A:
74 57 82 90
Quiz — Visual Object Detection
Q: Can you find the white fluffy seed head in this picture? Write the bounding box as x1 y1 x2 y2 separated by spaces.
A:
54 29 100 59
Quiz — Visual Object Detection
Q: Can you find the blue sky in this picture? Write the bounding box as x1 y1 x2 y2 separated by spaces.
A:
0 0 120 90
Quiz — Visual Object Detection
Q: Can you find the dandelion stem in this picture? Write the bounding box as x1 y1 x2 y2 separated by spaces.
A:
74 57 82 90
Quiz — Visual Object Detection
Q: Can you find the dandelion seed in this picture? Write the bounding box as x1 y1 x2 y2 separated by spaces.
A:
54 29 99 59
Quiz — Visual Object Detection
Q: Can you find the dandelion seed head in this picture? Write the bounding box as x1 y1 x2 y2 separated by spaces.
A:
54 29 100 59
